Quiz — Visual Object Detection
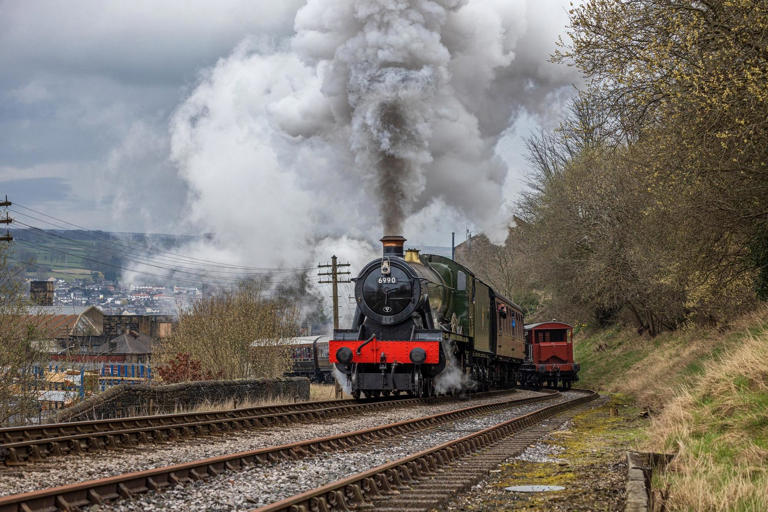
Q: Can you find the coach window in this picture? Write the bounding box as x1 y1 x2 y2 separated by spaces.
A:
550 329 567 342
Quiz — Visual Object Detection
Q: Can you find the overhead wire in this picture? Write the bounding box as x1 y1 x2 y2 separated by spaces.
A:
10 220 312 287
10 208 313 275
13 236 280 288
10 202 313 272
10 211 308 277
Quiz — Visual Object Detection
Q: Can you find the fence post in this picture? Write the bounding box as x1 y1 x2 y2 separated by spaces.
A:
79 367 85 399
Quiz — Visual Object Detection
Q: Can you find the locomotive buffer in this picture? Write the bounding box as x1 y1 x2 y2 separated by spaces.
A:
318 255 351 398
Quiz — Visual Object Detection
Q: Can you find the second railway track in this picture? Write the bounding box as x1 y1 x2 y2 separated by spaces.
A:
257 389 598 512
0 390 594 512
0 390 513 465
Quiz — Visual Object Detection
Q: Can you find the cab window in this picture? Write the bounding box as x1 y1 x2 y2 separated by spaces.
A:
457 271 467 291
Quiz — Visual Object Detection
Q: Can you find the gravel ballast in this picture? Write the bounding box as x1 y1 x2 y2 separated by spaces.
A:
86 392 584 512
0 391 544 497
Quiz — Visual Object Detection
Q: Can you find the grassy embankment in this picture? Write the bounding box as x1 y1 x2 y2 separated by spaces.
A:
575 307 768 511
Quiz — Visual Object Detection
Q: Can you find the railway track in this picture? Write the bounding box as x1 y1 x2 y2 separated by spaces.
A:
256 389 598 512
0 390 513 465
0 391 564 512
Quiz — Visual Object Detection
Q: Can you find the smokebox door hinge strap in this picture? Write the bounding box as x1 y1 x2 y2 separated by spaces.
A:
356 333 376 355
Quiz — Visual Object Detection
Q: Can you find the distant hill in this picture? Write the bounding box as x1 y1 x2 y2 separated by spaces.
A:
8 228 204 281
8 228 456 282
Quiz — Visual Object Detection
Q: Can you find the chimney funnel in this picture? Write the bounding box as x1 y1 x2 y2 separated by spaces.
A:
381 235 406 258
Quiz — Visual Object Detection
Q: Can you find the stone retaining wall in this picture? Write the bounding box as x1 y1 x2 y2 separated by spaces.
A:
625 451 674 512
54 377 310 422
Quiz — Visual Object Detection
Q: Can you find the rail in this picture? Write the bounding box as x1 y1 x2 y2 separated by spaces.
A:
255 390 598 512
0 391 560 512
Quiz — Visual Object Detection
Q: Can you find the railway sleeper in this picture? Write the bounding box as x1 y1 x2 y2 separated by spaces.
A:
168 471 188 486
26 445 43 462
146 477 165 491
99 434 115 450
188 469 207 481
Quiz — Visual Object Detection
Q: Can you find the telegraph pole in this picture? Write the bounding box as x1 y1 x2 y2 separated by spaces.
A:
317 255 351 330
318 255 351 398
0 195 12 242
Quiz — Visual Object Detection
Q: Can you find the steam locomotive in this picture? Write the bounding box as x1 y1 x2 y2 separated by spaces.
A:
330 236 579 398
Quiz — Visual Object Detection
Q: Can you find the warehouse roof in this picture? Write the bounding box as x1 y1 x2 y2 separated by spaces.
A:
105 331 153 355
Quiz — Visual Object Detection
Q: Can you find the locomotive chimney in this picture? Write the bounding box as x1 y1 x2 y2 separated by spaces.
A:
381 235 406 258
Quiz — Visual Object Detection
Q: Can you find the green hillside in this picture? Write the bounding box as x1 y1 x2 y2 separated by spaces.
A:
8 229 200 282
575 308 768 510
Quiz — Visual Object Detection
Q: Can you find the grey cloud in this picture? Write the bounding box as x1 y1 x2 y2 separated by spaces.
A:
0 0 580 247
0 0 304 87
0 1 306 233
0 177 72 202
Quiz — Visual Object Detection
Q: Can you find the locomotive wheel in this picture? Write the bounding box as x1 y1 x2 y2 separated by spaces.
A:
352 390 361 400
413 371 424 398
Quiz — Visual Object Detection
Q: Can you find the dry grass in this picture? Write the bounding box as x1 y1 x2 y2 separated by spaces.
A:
616 326 726 410
310 383 347 401
575 306 768 510
575 306 768 412
645 325 768 511
181 384 345 414
182 396 298 414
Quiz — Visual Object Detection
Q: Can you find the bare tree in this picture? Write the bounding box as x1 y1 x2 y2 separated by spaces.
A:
0 245 49 425
157 281 298 381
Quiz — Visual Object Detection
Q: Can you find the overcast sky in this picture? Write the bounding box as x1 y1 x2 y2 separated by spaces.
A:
0 0 577 238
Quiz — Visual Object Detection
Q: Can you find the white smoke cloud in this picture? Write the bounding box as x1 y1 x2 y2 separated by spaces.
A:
119 0 578 298
434 340 476 394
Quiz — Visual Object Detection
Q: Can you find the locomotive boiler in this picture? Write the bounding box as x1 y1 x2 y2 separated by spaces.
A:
330 236 526 399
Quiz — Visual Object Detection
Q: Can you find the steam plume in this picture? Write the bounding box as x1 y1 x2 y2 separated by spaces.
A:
326 1 457 234
147 0 577 297
434 339 476 394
